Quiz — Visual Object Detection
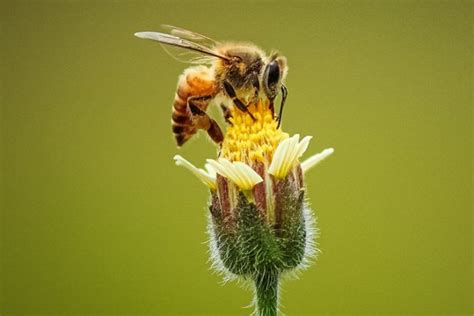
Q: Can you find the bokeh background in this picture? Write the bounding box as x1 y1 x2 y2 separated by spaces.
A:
1 1 472 315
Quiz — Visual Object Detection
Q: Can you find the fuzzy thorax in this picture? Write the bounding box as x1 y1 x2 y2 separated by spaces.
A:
221 100 288 164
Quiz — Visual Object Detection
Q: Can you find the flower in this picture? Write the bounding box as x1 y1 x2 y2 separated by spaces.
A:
174 100 333 316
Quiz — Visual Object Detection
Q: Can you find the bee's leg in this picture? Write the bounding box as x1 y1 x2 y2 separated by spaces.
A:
277 84 288 129
187 95 212 130
223 80 256 121
207 119 224 144
220 103 233 125
188 96 224 144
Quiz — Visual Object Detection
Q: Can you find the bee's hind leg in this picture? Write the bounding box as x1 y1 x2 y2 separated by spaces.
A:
188 96 224 145
206 119 224 145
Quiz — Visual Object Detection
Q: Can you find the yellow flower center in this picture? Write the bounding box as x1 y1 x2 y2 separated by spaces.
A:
221 100 288 164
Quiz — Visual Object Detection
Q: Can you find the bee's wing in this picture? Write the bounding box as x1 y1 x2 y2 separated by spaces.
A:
161 24 220 48
135 29 229 64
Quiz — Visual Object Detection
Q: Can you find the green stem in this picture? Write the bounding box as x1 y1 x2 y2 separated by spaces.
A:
254 272 279 316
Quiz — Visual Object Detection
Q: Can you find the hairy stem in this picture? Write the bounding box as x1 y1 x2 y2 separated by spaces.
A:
254 272 279 316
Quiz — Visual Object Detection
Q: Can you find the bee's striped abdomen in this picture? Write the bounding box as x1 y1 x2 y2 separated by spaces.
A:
172 66 217 146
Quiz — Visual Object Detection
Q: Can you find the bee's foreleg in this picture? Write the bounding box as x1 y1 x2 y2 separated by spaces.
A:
188 97 224 145
223 80 256 121
277 84 288 129
220 103 233 126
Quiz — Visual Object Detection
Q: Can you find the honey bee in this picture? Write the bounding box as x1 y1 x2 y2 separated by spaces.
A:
135 25 288 147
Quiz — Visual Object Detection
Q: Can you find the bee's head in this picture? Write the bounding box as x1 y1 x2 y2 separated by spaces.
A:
263 54 288 100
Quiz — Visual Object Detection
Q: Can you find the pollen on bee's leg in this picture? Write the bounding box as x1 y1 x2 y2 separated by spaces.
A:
192 114 211 130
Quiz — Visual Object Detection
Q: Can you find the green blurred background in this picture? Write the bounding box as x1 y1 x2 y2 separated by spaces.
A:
1 1 472 315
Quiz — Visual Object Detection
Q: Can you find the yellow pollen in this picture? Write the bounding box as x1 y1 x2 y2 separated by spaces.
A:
221 100 288 164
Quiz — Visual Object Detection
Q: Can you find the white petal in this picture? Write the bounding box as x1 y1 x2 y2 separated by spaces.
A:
268 137 290 177
233 162 263 190
269 134 315 179
207 158 262 190
301 148 334 174
230 162 250 189
206 159 229 179
219 158 245 187
204 163 216 178
282 134 301 174
296 136 313 158
174 155 216 189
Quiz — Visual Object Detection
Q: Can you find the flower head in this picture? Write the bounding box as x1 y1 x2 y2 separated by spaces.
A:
173 99 333 315
175 100 333 226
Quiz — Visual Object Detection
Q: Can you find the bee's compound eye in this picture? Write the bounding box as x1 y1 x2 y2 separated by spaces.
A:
263 61 280 99
267 61 280 86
